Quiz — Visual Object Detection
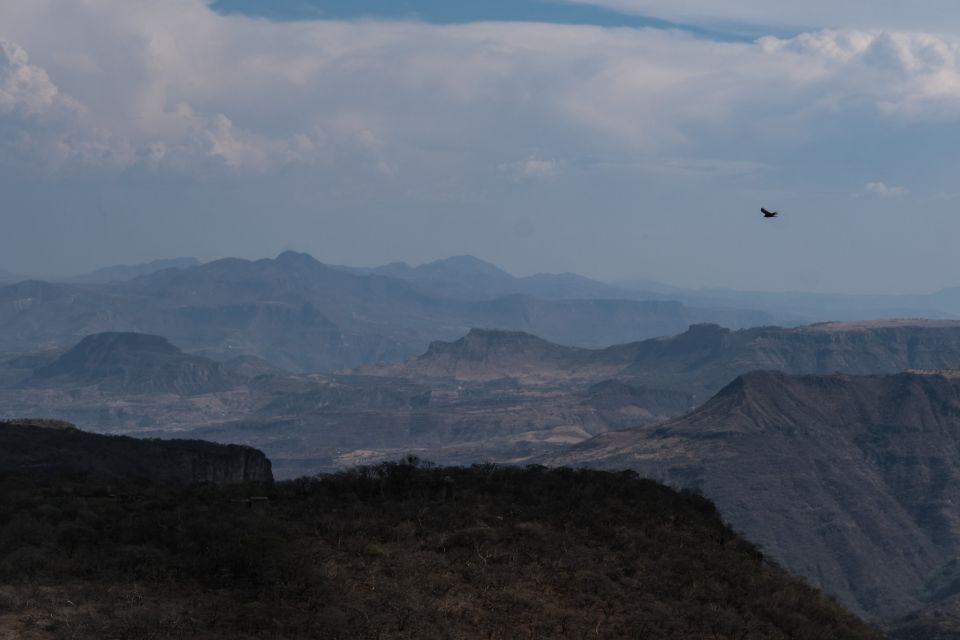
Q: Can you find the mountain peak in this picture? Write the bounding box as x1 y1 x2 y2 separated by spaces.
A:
420 255 511 278
275 250 321 266
426 328 553 359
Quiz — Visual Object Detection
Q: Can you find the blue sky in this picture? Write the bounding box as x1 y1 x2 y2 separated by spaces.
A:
212 0 664 26
1 0 960 293
211 0 754 39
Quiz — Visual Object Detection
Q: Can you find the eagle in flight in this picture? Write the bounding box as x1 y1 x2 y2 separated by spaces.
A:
761 207 778 218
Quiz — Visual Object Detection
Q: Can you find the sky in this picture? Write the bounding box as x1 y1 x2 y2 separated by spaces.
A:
1 0 959 293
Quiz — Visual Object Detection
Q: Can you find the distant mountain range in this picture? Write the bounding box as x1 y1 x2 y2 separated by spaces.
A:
5 252 960 325
0 251 774 372
333 254 656 301
547 369 960 629
4 252 960 369
334 254 960 322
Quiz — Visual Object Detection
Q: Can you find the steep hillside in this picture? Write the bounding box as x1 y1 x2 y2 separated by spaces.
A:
0 420 272 483
548 370 960 623
25 332 239 395
0 464 879 639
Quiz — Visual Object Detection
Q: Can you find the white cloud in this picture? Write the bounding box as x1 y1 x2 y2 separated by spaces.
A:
758 30 960 120
0 39 61 115
0 38 134 167
501 156 562 180
863 181 908 198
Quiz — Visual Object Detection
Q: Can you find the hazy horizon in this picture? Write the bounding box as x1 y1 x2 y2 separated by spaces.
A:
3 0 960 294
6 249 960 299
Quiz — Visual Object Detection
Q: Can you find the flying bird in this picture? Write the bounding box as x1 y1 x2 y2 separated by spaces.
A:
761 207 778 218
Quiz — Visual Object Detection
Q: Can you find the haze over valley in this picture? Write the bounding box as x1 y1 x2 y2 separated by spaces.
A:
7 0 960 637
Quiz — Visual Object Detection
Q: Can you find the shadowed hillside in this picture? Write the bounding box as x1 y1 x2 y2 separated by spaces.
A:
0 463 879 639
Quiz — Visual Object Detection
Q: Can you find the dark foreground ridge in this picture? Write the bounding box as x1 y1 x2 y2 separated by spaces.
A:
0 420 272 483
0 462 878 639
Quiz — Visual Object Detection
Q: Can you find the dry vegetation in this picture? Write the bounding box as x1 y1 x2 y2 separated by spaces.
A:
0 462 880 639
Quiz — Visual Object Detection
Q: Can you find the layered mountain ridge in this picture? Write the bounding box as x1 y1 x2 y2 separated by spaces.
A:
10 320 960 479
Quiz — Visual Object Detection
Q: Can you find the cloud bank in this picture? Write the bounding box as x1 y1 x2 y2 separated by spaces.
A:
863 181 908 198
3 2 960 175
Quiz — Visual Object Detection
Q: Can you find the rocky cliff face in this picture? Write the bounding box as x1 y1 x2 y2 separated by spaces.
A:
0 420 272 483
547 370 960 623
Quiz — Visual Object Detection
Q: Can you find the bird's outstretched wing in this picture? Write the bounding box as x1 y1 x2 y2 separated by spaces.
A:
761 207 775 215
